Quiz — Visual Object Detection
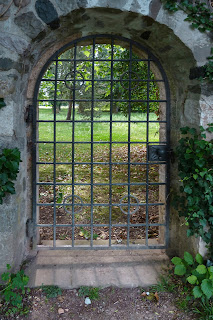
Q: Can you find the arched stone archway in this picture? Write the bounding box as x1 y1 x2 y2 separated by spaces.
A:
0 1 212 272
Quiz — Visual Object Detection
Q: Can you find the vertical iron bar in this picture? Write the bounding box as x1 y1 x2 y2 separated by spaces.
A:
145 56 151 247
165 77 171 248
127 42 132 247
53 59 58 248
109 38 114 247
90 38 95 247
72 44 77 247
32 85 38 249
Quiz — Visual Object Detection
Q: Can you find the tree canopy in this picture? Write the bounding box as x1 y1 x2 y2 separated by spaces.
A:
38 43 160 119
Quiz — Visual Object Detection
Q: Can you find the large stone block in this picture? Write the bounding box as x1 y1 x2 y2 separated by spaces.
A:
0 206 17 232
35 0 60 29
0 232 14 264
0 33 29 55
200 96 213 137
0 103 14 137
14 12 44 39
0 73 17 96
53 0 88 13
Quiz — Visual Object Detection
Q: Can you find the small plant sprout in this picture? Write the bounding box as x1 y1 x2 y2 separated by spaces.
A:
41 284 62 298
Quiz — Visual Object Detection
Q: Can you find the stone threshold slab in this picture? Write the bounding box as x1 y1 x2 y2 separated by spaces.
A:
25 247 169 289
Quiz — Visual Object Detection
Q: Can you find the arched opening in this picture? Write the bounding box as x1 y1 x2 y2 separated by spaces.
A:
32 34 170 250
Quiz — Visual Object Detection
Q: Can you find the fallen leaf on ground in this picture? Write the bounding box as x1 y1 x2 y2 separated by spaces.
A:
58 308 64 314
154 292 159 302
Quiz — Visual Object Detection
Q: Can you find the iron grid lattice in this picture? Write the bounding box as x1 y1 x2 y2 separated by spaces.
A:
32 34 170 250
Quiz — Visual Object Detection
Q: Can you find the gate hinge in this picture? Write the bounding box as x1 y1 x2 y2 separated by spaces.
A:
26 219 34 238
24 105 33 124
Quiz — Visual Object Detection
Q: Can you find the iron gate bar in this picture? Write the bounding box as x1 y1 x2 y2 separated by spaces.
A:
37 245 167 251
37 120 167 123
36 162 166 166
127 42 132 246
33 34 171 250
36 141 167 144
37 99 167 102
36 202 165 207
36 182 166 186
36 223 166 227
55 59 154 62
41 79 164 83
90 38 95 247
52 58 57 248
71 43 77 247
109 37 114 246
145 56 150 247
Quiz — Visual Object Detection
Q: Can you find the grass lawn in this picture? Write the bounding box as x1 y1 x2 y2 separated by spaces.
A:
38 107 159 144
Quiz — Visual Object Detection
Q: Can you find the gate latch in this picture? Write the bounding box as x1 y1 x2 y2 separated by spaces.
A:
148 145 168 162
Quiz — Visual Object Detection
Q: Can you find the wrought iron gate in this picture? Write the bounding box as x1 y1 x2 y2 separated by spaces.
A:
32 35 170 250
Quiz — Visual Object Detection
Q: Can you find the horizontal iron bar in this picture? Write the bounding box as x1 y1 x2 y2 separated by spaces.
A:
36 141 167 145
37 99 167 103
37 120 167 123
37 182 166 186
36 202 165 207
36 223 166 227
36 245 166 250
41 78 163 83
55 58 153 62
36 161 165 165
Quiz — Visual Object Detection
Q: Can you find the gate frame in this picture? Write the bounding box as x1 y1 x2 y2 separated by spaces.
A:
32 34 171 250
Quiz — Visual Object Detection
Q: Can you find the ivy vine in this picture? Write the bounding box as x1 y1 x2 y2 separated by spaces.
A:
161 0 213 82
0 148 21 204
173 125 213 258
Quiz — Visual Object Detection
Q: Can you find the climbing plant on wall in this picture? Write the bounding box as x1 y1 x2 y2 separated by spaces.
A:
0 148 21 204
161 0 213 82
173 124 213 258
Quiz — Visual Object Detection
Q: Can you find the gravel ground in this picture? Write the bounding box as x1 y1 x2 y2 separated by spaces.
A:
0 286 198 320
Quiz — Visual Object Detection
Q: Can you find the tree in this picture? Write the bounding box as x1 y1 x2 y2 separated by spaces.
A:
38 43 159 118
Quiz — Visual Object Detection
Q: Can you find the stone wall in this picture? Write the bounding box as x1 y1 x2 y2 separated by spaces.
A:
0 0 212 272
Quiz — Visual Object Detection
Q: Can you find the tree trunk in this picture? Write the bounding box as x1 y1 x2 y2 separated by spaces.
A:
66 101 72 120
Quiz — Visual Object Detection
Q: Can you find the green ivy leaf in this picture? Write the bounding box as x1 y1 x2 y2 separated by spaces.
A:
187 229 193 237
184 185 192 194
171 257 182 265
196 265 207 274
201 279 213 299
174 264 187 276
207 126 213 132
193 286 203 298
187 275 197 284
195 253 203 264
184 252 194 265
208 266 213 275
